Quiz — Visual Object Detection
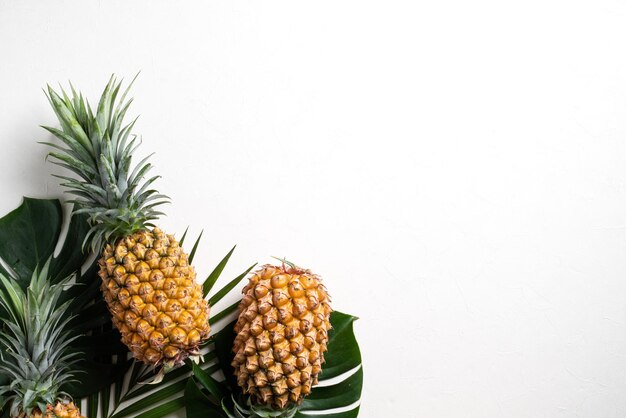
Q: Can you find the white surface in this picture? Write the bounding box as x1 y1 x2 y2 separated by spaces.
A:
2 1 626 416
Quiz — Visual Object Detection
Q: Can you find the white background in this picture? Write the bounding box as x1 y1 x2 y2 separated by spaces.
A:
2 1 626 417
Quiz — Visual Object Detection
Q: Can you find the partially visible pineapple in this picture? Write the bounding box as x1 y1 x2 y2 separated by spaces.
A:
40 402 83 418
0 263 86 418
42 76 211 368
232 261 332 410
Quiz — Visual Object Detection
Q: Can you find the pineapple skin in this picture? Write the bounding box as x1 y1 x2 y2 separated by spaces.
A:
99 228 210 366
232 264 332 409
23 402 84 418
45 402 84 418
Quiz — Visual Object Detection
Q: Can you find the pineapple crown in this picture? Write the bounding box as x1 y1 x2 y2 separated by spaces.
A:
0 261 81 417
42 74 169 252
270 257 310 275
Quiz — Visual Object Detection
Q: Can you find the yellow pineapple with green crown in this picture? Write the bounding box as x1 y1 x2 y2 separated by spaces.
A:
42 75 211 369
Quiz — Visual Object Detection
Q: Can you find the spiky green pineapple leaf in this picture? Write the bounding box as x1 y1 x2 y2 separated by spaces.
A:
43 75 170 252
0 263 83 416
202 244 236 296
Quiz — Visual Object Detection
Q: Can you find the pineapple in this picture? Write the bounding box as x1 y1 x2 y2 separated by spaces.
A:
42 75 210 368
0 263 86 418
232 261 332 410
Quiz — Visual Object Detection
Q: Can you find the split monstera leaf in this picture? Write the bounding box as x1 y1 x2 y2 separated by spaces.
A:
0 198 362 417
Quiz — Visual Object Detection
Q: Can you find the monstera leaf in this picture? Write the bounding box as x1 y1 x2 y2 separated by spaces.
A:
0 197 87 286
0 198 128 398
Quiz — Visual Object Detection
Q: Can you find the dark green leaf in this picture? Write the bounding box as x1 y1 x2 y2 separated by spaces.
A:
179 226 189 247
87 392 98 418
100 377 110 418
208 263 256 307
124 362 192 399
134 397 185 418
209 301 240 326
65 361 131 399
212 319 239 392
184 379 227 418
49 210 91 283
188 230 203 264
109 379 187 418
113 374 124 410
299 367 363 412
0 198 62 285
202 245 236 297
318 312 361 380
192 362 226 399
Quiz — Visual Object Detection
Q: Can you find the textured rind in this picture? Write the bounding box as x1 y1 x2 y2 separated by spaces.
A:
24 402 85 418
46 402 84 418
98 228 211 366
232 264 332 409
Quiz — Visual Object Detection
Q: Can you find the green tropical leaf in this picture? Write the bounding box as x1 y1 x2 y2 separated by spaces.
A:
208 263 256 307
202 244 236 297
192 362 227 400
0 198 64 285
178 226 190 247
109 378 187 418
188 230 203 264
311 312 361 380
298 367 363 413
213 319 239 391
134 398 186 418
185 378 227 418
209 301 240 325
